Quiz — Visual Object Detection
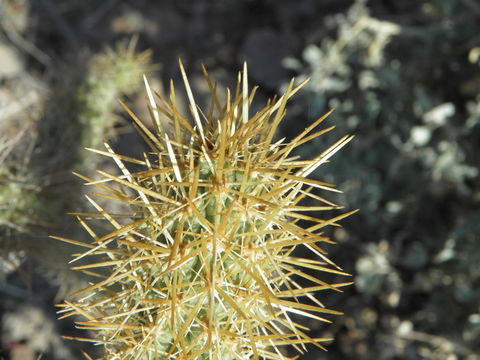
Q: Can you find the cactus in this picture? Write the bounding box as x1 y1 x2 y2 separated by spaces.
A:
72 38 154 170
54 61 356 359
38 38 154 174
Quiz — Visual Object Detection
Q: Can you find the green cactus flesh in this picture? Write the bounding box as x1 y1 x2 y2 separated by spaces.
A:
54 62 356 360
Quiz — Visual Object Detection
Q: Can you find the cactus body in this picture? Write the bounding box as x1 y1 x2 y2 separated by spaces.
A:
55 62 355 360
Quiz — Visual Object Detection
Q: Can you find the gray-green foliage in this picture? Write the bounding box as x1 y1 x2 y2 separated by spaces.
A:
286 1 480 358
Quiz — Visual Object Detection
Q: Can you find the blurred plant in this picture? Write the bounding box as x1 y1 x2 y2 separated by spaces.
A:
37 37 154 173
0 38 154 294
55 62 355 359
292 2 400 96
283 1 480 358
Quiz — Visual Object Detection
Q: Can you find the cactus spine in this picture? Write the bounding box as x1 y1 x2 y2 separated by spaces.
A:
54 61 355 360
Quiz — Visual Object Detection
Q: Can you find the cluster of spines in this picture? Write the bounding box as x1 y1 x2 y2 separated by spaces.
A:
53 61 355 360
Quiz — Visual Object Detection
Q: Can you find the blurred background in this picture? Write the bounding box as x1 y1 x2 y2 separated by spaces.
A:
0 0 479 359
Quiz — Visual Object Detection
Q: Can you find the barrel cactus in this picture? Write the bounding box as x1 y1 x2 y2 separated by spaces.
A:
54 61 355 359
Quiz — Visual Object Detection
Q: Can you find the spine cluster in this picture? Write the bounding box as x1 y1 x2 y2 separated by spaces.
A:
54 61 355 360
